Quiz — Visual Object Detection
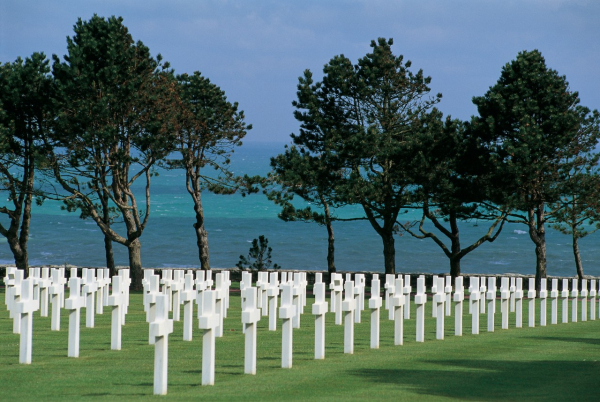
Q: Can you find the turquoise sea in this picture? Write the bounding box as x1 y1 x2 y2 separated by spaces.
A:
1 142 599 278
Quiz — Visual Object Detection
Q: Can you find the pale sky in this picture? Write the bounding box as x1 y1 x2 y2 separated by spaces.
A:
1 0 599 143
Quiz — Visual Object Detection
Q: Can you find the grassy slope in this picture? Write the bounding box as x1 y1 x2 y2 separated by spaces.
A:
1 287 599 401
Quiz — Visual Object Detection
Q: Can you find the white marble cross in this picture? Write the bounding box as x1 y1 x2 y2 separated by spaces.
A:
453 276 464 336
509 277 516 313
4 267 16 314
214 273 226 337
540 278 548 326
30 267 40 302
12 269 24 334
353 274 365 324
119 269 131 324
444 276 452 317
267 272 279 331
181 272 196 341
330 273 344 325
161 269 173 313
150 293 173 395
38 268 51 317
171 270 184 322
469 276 480 335
550 278 559 325
479 278 487 315
390 276 404 345
241 271 252 310
65 277 85 358
561 278 569 324
146 274 160 343
279 283 295 368
83 269 98 328
581 279 588 322
342 279 356 354
50 268 65 331
433 276 445 340
96 269 105 315
258 272 270 317
431 276 438 318
369 274 382 349
500 277 510 329
527 278 536 327
515 278 523 328
107 275 125 350
312 281 328 359
292 273 302 329
403 275 412 319
195 270 207 323
384 274 395 320
415 276 427 341
14 277 39 364
198 289 219 386
571 279 579 323
590 279 597 321
486 277 496 332
242 286 261 375
223 271 232 318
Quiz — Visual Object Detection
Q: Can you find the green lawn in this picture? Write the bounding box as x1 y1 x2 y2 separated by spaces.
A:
1 287 599 401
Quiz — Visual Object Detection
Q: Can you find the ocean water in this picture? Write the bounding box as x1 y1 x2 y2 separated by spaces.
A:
1 142 599 278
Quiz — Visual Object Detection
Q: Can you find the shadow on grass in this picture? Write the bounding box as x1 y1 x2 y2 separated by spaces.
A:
352 360 600 401
526 336 600 346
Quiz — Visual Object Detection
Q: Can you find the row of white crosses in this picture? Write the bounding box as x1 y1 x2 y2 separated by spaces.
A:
3 266 130 364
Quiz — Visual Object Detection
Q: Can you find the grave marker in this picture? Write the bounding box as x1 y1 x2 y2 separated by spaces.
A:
581 279 588 322
445 275 452 316
433 276 445 340
540 278 548 326
198 290 219 385
279 283 295 368
330 273 344 325
107 275 125 350
571 279 579 323
550 279 559 325
171 270 183 321
14 278 39 364
267 272 279 331
500 277 509 329
510 277 516 313
469 276 480 335
369 274 382 349
561 278 569 323
384 274 395 320
149 293 173 395
590 279 596 321
389 276 404 345
12 269 24 334
146 274 160 343
431 276 438 318
453 276 464 336
479 278 487 314
38 268 51 317
312 282 328 358
96 269 105 314
415 276 427 342
342 280 356 353
214 273 226 337
181 272 196 341
486 277 496 332
515 278 523 328
83 269 97 328
292 273 302 329
65 277 85 357
527 278 536 327
355 274 365 324
242 287 261 374
50 268 65 331
403 275 412 319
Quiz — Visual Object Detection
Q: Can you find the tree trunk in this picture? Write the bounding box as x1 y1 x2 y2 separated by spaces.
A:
128 239 143 291
450 257 461 280
7 237 28 271
323 200 335 273
193 198 210 270
105 235 116 277
381 231 396 274
573 233 584 280
449 212 461 279
529 206 547 295
326 221 335 273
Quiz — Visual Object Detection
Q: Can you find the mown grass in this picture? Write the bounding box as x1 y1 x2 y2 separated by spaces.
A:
1 286 599 401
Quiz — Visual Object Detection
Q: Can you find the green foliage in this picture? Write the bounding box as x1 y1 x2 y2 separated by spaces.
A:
236 235 281 271
289 38 442 273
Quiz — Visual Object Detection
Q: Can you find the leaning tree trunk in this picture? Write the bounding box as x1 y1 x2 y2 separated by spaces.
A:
573 233 584 280
529 206 547 295
193 198 210 270
104 235 116 277
7 236 28 271
127 239 143 290
323 200 335 273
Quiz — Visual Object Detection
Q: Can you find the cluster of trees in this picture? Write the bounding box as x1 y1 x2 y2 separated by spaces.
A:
0 15 250 289
267 38 600 291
